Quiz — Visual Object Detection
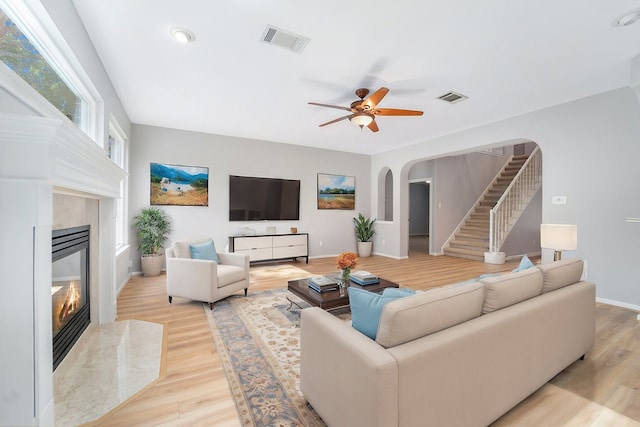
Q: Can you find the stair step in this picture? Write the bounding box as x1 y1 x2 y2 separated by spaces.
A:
450 239 489 250
457 231 488 239
469 214 489 221
479 202 497 208
467 215 489 222
460 227 489 235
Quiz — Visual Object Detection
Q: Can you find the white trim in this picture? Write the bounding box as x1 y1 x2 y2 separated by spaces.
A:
108 114 129 250
0 113 125 197
0 0 104 142
596 297 640 313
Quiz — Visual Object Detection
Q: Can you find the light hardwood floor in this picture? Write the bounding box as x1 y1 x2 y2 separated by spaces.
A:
93 252 640 426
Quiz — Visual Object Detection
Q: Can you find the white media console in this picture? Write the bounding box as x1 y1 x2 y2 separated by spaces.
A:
228 233 309 263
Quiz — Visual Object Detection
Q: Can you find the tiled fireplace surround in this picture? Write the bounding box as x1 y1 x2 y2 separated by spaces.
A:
0 113 126 426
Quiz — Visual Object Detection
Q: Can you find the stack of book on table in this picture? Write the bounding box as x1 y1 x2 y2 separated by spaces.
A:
308 276 339 293
349 271 380 286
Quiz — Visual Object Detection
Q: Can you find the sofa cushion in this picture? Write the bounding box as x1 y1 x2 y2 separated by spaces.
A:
216 265 247 288
348 287 409 340
189 239 220 263
480 268 543 314
375 281 485 348
537 259 584 293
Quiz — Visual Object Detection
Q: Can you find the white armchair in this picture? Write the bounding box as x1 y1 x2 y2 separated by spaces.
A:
166 239 250 309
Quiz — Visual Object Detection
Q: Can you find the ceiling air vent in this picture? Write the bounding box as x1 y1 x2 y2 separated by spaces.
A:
437 91 468 104
261 25 310 54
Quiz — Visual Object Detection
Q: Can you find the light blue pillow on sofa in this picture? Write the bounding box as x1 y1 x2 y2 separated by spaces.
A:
513 254 534 272
348 287 410 339
189 240 220 263
382 287 416 297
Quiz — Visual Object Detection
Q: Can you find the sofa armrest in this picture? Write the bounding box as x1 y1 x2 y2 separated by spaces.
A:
166 257 218 300
217 251 249 269
300 307 398 427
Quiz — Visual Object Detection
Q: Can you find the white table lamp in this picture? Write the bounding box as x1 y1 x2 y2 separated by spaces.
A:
540 224 577 261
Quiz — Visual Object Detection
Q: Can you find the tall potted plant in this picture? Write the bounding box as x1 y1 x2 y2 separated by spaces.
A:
353 213 376 257
134 207 171 277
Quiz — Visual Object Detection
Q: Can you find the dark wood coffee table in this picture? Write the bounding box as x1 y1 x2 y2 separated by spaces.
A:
287 274 399 311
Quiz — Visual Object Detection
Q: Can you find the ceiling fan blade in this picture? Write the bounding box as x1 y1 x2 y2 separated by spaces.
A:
374 108 423 116
308 102 352 112
362 87 389 110
367 120 379 132
318 114 353 127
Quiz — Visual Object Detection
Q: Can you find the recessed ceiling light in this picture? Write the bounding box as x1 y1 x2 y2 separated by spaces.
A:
170 28 195 44
613 8 640 27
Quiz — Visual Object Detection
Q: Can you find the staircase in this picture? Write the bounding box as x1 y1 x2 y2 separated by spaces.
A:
443 149 541 261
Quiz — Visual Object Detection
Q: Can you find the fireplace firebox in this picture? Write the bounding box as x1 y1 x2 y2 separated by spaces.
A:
52 225 90 370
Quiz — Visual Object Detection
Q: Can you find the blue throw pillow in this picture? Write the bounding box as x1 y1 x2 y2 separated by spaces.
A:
382 287 416 297
190 240 220 263
512 254 534 272
348 287 408 340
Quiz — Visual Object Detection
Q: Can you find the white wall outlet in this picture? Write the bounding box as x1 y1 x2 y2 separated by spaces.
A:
382 240 386 245
319 240 323 246
637 313 640 322
128 259 133 268
552 196 567 205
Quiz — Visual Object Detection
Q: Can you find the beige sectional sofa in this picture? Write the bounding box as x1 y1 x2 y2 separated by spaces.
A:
300 259 595 427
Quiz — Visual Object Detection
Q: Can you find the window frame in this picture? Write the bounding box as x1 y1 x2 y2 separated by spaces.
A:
109 116 128 251
0 0 104 143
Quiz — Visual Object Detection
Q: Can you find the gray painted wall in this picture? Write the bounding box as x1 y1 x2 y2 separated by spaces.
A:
128 124 371 273
372 87 640 308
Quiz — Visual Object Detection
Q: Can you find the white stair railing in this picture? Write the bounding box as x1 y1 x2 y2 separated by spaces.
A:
488 147 542 253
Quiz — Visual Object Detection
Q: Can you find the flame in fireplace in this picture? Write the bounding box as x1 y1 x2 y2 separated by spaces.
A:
59 281 80 321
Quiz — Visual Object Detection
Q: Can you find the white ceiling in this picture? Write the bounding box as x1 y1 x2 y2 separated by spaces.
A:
72 0 640 155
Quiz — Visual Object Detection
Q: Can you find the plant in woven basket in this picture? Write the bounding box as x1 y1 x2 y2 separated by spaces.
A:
133 207 171 277
134 207 171 255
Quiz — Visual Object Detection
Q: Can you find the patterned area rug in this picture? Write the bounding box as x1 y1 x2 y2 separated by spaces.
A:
205 265 349 426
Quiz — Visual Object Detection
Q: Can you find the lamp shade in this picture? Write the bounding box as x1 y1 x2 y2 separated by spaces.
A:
540 224 577 250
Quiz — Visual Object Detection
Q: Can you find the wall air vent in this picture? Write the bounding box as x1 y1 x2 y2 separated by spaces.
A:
437 91 468 104
261 25 310 54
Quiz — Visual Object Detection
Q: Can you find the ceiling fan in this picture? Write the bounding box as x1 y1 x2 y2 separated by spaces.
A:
308 87 423 132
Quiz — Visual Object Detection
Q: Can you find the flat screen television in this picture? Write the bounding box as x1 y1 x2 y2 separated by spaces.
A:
229 175 300 221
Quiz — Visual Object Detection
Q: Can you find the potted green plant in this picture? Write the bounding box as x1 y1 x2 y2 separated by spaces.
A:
133 207 171 277
353 213 376 257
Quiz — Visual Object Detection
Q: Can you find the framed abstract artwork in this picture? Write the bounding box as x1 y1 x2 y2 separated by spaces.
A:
317 173 355 210
150 162 209 206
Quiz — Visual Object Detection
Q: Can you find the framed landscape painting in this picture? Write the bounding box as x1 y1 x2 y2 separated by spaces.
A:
150 162 209 206
317 173 355 210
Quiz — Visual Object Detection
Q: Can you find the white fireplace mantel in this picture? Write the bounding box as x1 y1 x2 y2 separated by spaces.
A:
0 112 126 426
0 113 125 197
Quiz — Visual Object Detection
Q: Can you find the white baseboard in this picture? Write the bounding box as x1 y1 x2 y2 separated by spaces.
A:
372 251 407 260
116 272 133 297
596 297 640 312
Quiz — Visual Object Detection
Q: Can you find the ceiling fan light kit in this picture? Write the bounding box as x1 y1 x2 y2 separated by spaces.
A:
350 112 374 128
309 87 423 133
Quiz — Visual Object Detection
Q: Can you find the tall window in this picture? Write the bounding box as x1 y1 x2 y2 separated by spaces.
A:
109 119 128 250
